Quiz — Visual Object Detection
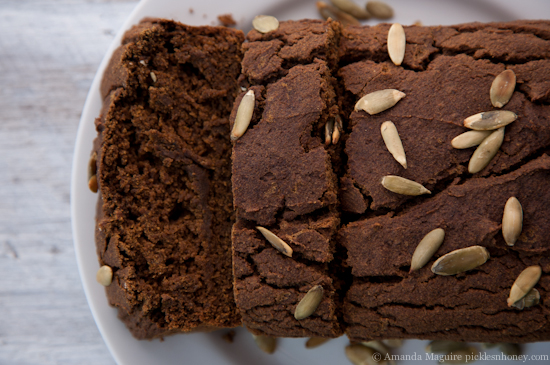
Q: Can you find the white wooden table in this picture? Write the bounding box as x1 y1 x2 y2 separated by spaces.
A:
0 1 139 363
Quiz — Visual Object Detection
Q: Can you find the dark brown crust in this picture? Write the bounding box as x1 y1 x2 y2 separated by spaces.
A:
231 19 343 338
339 21 550 343
93 18 244 339
342 155 550 343
340 22 550 211
232 20 550 342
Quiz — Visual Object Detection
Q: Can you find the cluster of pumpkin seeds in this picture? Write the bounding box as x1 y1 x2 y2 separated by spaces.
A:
348 28 544 313
452 69 518 173
450 70 543 308
316 0 394 25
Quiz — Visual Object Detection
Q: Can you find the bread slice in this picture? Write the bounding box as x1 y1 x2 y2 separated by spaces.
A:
92 18 243 339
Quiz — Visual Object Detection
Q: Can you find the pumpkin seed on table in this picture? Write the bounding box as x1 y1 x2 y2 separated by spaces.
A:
354 89 406 115
410 228 445 273
295 285 324 320
317 1 360 27
381 175 431 196
502 197 523 246
464 110 517 130
387 23 406 66
451 130 492 149
330 0 371 19
490 69 516 108
252 15 279 33
507 265 542 307
252 334 277 354
256 226 293 257
468 127 505 174
431 245 490 276
381 121 407 169
366 1 394 20
231 90 255 141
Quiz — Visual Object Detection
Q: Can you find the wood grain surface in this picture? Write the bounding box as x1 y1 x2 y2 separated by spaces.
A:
0 1 138 364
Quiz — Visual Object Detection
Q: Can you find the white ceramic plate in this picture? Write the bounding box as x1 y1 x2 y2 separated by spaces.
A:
72 1 550 364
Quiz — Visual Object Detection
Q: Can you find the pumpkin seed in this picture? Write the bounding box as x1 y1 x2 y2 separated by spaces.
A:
295 285 324 320
96 265 113 286
332 115 343 144
256 226 293 257
366 1 394 19
355 89 406 115
361 340 389 354
431 246 490 276
468 127 504 174
490 70 516 108
231 90 255 141
252 334 277 354
451 130 492 149
381 175 431 196
305 337 331 348
410 228 445 273
381 121 407 169
345 344 381 365
88 175 98 193
507 265 542 307
325 119 335 146
317 1 360 27
425 340 468 354
387 23 406 66
252 15 279 33
464 110 517 130
88 152 97 180
502 197 523 246
330 0 371 19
